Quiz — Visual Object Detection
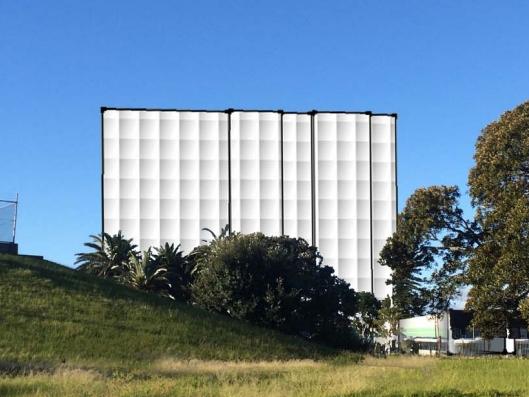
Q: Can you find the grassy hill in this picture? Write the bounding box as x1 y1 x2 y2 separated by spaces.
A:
0 253 341 372
3 254 528 397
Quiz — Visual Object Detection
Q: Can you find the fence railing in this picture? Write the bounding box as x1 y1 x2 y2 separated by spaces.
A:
0 196 18 243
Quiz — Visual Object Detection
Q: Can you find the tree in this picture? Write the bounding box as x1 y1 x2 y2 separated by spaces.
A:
152 243 193 301
353 292 381 342
76 233 178 298
379 186 480 318
75 231 138 278
190 232 362 349
376 296 400 339
466 101 529 337
121 249 174 299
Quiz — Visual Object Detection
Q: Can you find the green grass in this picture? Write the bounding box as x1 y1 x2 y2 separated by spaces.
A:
2 356 529 397
2 254 529 396
0 254 342 370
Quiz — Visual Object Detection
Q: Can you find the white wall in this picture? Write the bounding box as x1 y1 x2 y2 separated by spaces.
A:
103 108 397 298
230 112 282 236
314 113 372 292
282 113 312 242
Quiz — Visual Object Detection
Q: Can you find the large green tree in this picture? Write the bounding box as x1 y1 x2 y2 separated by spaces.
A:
466 101 529 338
379 185 480 318
190 232 361 349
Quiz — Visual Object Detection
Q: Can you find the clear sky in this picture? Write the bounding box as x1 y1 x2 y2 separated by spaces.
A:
1 1 528 267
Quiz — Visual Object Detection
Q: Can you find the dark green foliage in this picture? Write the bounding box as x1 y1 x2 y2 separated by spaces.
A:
75 232 138 278
76 234 192 301
120 249 174 299
76 231 364 349
152 243 194 301
379 186 480 318
353 292 381 342
190 232 361 349
466 101 529 337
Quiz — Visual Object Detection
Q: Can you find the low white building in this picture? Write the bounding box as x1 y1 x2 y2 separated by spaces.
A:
399 310 529 356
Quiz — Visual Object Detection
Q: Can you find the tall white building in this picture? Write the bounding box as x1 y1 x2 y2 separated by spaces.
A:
102 108 397 299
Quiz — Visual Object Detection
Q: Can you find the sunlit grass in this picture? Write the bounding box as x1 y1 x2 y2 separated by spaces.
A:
0 253 339 371
1 356 528 396
2 254 528 396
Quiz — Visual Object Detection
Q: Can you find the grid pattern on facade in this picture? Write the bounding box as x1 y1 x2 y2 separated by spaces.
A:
102 108 396 298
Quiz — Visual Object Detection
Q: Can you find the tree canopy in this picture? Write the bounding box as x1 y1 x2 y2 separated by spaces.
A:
379 101 529 338
190 232 362 349
379 185 480 318
466 101 529 337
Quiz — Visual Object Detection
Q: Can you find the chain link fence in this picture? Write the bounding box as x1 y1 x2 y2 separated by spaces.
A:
0 199 17 243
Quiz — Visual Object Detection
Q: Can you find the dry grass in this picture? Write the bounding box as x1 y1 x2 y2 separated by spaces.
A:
0 359 367 397
153 357 321 374
3 356 527 397
1 255 528 396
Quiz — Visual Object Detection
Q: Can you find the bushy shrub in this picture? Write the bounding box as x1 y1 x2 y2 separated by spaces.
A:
189 232 362 349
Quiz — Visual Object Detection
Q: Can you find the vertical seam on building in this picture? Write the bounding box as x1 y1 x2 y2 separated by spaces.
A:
280 111 285 236
157 112 161 247
335 114 339 276
101 108 105 242
310 111 316 247
226 109 233 234
197 113 201 246
369 113 374 295
393 114 398 230
137 113 141 248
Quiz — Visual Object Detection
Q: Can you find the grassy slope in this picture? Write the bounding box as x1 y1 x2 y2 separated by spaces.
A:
0 254 339 371
3 254 529 397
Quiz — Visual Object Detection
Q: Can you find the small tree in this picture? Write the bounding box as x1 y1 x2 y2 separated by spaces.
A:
353 292 381 343
120 249 174 298
376 297 400 339
379 186 480 318
76 231 138 278
152 243 194 301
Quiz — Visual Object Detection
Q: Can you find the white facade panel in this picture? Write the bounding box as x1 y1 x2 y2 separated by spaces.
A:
314 113 372 291
282 113 312 242
102 108 396 299
230 112 282 236
104 110 228 253
371 115 396 299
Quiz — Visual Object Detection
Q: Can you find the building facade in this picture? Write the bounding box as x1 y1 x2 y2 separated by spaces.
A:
102 108 397 299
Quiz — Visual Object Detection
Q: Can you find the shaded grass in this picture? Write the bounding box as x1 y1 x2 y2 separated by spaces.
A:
0 254 344 372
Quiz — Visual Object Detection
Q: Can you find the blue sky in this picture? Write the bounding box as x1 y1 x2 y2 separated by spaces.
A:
1 1 528 266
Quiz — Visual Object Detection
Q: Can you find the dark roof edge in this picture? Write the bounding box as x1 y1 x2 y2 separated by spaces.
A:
101 107 396 117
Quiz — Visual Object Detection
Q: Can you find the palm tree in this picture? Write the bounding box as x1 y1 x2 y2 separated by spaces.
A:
75 231 138 278
121 249 174 299
153 242 193 300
